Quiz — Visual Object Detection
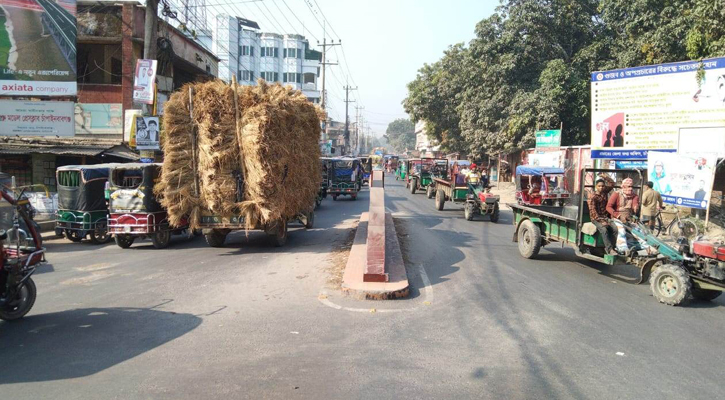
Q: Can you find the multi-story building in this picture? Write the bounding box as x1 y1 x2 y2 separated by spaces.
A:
415 121 440 154
214 15 322 103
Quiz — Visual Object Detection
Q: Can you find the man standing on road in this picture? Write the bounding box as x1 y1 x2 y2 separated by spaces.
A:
641 181 663 231
588 174 617 255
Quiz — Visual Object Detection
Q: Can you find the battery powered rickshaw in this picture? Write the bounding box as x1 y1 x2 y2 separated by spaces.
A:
55 164 115 244
405 158 447 195
515 166 570 207
0 185 45 320
108 163 195 249
328 157 362 201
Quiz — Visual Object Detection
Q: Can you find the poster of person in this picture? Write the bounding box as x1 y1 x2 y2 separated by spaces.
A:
591 57 725 160
647 151 715 210
0 0 77 96
135 116 159 150
133 59 157 105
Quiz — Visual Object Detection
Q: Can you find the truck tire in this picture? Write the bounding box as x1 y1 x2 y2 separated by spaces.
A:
490 203 500 223
152 230 171 249
410 178 417 194
435 189 445 211
205 229 228 248
464 202 474 221
426 185 434 199
517 220 541 259
115 234 135 249
691 287 722 301
304 211 315 229
650 264 692 306
0 277 36 321
269 221 288 247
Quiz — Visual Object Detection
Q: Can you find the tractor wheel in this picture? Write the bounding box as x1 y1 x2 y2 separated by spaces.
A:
517 220 542 259
435 189 445 211
490 203 500 223
0 277 36 321
410 178 417 194
269 220 288 247
691 287 722 301
89 221 112 244
304 211 315 229
115 234 135 249
65 229 83 242
152 230 171 249
426 185 434 199
650 264 692 306
205 229 228 248
464 202 474 221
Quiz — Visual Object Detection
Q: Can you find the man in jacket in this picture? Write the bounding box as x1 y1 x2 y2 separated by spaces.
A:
588 174 617 255
641 181 663 230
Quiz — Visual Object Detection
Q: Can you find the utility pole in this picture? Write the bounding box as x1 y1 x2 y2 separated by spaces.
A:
343 84 357 155
316 23 340 142
355 105 364 156
143 0 158 117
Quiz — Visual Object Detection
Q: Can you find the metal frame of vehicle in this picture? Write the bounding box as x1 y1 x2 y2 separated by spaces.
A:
515 165 571 206
327 157 362 201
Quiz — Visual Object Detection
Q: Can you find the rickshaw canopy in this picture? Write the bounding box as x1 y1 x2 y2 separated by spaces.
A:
516 166 565 176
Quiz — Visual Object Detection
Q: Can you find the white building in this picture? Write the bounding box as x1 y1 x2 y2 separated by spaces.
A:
415 120 439 153
214 15 321 103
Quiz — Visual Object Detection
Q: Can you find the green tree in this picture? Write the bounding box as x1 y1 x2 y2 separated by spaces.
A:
384 118 415 153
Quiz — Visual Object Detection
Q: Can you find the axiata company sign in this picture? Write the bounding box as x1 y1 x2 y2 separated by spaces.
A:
590 57 725 159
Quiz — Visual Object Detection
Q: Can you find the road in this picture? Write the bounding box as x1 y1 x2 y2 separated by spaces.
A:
2 175 725 399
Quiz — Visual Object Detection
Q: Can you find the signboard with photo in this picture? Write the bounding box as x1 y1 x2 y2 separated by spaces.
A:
647 151 715 210
591 57 725 159
0 100 74 136
133 59 157 104
135 116 159 150
0 0 77 96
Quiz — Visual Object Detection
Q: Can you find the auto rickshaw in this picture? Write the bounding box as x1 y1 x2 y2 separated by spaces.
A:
405 158 446 195
328 157 361 200
55 164 115 244
107 163 195 249
359 157 372 185
0 185 45 320
395 159 408 181
515 166 570 207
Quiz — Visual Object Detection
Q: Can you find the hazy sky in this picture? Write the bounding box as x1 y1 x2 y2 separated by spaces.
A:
230 0 499 136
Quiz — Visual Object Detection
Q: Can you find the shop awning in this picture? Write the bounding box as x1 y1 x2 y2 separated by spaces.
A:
0 137 140 160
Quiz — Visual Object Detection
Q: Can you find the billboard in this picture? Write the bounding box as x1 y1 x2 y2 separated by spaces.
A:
535 129 561 148
0 99 74 136
0 0 77 96
133 59 157 104
647 151 715 210
75 103 123 135
591 57 725 159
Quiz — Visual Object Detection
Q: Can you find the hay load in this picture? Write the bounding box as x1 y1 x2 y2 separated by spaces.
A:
156 79 322 231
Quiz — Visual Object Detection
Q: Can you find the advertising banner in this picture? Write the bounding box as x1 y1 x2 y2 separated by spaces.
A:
591 57 725 159
135 116 159 150
75 103 123 135
133 59 157 104
647 151 715 210
0 99 74 136
0 0 77 96
535 129 561 148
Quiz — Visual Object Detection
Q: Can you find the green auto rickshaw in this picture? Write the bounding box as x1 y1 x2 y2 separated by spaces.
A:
55 164 115 244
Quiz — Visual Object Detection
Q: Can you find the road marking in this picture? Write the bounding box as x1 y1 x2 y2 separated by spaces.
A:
317 263 434 313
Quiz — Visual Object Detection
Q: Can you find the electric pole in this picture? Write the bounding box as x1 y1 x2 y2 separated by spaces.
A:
316 22 340 142
343 84 357 155
355 105 364 156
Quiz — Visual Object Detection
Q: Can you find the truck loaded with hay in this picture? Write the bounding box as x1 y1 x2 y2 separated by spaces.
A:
155 79 322 247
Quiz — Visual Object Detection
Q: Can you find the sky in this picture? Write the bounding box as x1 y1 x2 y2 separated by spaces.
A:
202 0 499 136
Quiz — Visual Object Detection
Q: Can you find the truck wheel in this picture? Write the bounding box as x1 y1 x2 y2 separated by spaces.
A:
426 185 434 199
464 202 474 221
650 264 692 306
410 178 417 194
205 229 228 248
517 220 541 259
89 221 112 244
152 230 171 249
435 189 445 211
65 229 82 242
0 277 36 321
269 220 288 247
490 203 500 223
115 234 135 249
304 211 315 229
691 287 721 301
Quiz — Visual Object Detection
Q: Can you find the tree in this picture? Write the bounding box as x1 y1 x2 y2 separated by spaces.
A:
384 118 415 153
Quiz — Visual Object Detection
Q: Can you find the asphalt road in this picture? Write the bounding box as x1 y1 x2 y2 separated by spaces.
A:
2 174 725 399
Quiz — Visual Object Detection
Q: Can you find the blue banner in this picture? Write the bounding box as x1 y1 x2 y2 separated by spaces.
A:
591 149 676 160
591 57 725 82
615 161 647 169
662 195 709 210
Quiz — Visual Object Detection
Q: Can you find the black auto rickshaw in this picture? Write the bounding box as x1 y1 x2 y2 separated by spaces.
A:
55 164 115 244
107 163 195 249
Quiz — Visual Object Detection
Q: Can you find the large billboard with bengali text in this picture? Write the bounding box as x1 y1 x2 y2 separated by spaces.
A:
0 99 74 136
591 57 725 159
0 0 77 96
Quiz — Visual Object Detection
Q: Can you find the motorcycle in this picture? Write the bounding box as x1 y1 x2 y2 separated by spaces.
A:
0 187 44 321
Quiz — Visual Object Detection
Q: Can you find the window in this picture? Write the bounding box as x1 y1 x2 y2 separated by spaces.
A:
239 70 253 81
283 73 299 83
262 47 278 58
285 48 297 58
241 45 253 56
303 73 315 84
261 72 279 82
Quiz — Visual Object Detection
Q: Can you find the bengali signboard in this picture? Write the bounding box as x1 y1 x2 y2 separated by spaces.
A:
591 57 725 159
647 151 715 210
535 129 561 148
0 0 77 96
0 100 74 136
133 59 157 104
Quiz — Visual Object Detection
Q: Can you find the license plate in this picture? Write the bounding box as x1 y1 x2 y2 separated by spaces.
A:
124 226 131 233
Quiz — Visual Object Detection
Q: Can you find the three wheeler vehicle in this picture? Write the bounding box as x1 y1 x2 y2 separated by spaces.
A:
430 169 500 222
515 165 570 206
55 164 114 244
405 158 447 195
328 157 362 201
108 163 195 249
395 159 408 181
510 168 725 306
0 185 45 320
359 157 372 185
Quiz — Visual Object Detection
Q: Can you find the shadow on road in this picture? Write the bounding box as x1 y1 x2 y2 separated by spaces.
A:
0 307 201 384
